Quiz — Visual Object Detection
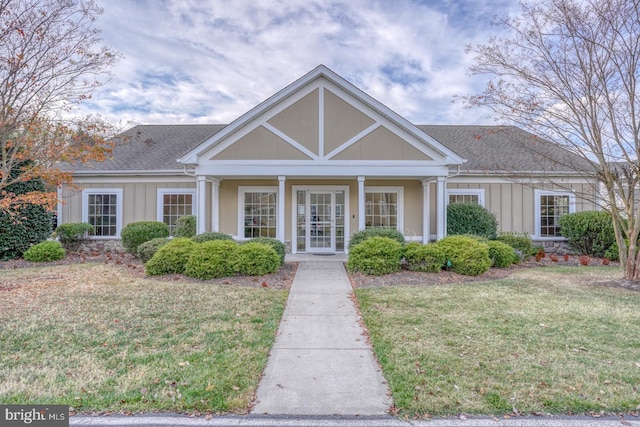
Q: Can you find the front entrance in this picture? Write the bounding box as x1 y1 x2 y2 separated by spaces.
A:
294 187 348 254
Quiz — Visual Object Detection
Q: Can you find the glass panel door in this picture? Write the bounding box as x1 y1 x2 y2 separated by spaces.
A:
309 192 334 253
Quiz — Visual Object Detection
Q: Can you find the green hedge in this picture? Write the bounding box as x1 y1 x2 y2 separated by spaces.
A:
136 237 171 263
437 235 491 276
404 241 446 273
348 228 405 250
495 232 535 258
121 221 169 254
487 240 516 268
347 236 404 275
55 222 94 252
173 215 196 238
235 242 280 276
185 240 239 279
145 238 196 276
192 232 235 243
447 203 498 240
247 237 286 266
23 241 65 262
559 211 616 258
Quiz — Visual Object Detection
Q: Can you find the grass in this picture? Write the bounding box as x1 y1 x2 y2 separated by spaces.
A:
355 266 640 418
0 263 288 414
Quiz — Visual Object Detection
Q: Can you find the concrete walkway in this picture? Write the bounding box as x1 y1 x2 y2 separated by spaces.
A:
252 261 391 415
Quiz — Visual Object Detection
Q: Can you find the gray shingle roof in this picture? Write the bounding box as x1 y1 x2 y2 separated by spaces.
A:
72 124 225 172
418 125 593 174
71 123 591 175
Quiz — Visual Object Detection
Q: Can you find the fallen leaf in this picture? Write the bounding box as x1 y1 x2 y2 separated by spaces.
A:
232 385 240 391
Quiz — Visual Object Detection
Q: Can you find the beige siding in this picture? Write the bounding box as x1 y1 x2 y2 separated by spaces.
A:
267 89 319 155
212 126 311 160
324 89 375 154
332 127 432 161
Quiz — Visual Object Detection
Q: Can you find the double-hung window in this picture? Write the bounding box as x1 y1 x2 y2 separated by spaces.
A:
364 187 403 230
535 190 575 238
157 189 196 235
82 189 123 237
239 187 277 238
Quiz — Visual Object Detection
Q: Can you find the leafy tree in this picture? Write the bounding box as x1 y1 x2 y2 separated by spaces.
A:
465 0 640 280
0 0 119 213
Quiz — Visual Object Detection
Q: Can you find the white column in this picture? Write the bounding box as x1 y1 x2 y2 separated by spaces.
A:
278 176 286 243
358 176 366 231
211 178 220 232
422 179 430 244
197 175 206 234
436 176 447 240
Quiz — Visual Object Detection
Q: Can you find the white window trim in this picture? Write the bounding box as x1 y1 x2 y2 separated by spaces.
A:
534 189 576 240
446 188 485 207
156 188 197 224
81 188 123 239
364 186 404 232
238 186 278 240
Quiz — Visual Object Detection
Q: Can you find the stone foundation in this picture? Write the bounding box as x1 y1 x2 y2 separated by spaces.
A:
533 240 574 255
73 239 125 254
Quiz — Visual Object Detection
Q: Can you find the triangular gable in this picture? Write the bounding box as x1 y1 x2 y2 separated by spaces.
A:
179 65 464 173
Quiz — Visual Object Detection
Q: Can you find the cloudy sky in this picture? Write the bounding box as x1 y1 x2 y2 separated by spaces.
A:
83 0 519 128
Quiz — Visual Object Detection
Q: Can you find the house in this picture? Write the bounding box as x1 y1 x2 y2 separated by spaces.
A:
58 65 597 254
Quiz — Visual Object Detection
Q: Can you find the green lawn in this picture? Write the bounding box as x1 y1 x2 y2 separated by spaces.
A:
356 266 640 418
0 263 287 414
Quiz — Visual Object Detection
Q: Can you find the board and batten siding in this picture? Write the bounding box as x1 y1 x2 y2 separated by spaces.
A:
60 181 197 227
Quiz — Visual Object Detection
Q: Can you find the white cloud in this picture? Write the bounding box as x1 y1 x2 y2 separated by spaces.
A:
81 0 518 126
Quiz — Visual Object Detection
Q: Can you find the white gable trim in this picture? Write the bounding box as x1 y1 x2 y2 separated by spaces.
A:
324 123 380 160
262 122 319 160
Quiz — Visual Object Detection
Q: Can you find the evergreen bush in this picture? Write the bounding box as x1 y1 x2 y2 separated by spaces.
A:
121 221 169 254
348 227 405 250
23 241 65 262
404 241 446 273
54 222 94 252
447 203 498 239
184 240 239 279
235 242 280 276
495 232 535 258
559 211 616 257
136 237 171 263
487 240 517 268
437 235 491 276
191 232 235 243
248 237 286 266
347 236 404 275
145 238 196 276
173 215 196 238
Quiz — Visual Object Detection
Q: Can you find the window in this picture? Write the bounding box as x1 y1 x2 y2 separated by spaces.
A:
365 187 403 230
82 189 123 237
447 189 485 206
239 187 277 238
157 189 196 235
535 190 575 238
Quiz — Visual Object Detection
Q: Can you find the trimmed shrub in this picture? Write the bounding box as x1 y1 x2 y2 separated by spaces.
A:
55 222 94 252
559 211 616 258
487 240 517 268
447 203 498 240
347 236 404 275
248 237 286 266
437 235 491 276
496 232 535 258
136 237 171 263
348 227 405 250
173 215 196 238
235 242 280 276
121 221 169 254
185 240 239 279
23 241 65 262
192 232 235 243
404 241 446 273
145 238 196 276
604 242 620 262
0 168 53 260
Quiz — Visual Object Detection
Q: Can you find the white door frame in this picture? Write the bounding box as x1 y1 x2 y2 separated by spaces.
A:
291 185 350 254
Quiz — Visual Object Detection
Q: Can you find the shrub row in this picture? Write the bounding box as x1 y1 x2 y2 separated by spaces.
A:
145 238 281 279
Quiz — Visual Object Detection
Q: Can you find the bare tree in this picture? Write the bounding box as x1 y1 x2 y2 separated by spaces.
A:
465 0 640 280
0 0 119 211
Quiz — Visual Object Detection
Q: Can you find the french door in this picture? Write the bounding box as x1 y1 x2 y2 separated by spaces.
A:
295 189 346 253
